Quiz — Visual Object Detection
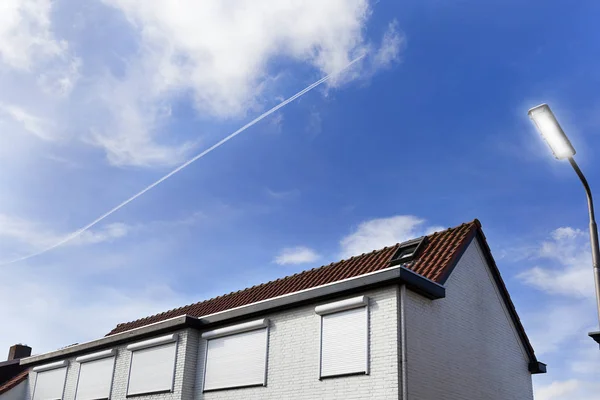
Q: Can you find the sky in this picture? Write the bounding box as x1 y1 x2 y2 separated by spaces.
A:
1 0 599 398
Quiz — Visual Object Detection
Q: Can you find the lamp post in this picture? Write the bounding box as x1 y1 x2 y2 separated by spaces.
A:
528 104 600 345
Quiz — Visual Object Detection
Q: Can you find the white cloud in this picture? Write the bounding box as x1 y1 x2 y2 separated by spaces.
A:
0 0 66 70
0 0 403 169
509 226 600 400
274 246 320 265
534 380 600 400
87 0 402 167
0 212 205 354
266 188 300 200
339 215 443 259
0 103 54 140
523 303 591 355
372 20 405 70
306 109 322 136
0 255 189 354
37 57 82 97
517 227 595 299
0 214 132 254
535 380 580 400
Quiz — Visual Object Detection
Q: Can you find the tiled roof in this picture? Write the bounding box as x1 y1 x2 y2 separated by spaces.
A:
107 220 479 336
0 370 28 396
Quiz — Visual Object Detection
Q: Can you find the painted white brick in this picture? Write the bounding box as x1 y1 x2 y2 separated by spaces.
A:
404 238 534 400
195 287 400 400
27 329 196 400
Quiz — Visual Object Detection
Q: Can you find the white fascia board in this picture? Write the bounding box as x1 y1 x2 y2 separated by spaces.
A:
126 334 178 351
201 319 269 339
21 315 194 366
315 296 369 315
75 349 116 363
32 360 67 372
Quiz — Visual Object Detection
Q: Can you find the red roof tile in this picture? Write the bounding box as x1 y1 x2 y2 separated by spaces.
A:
107 220 479 336
0 370 28 396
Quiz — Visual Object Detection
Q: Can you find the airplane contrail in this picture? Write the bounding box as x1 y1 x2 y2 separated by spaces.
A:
0 55 365 266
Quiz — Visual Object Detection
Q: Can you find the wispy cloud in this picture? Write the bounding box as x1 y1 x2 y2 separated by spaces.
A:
306 109 322 137
517 227 595 299
266 188 300 200
0 1 404 169
339 215 443 258
372 20 405 70
535 380 580 400
0 0 66 70
0 104 54 140
0 253 191 354
86 0 403 167
0 211 206 353
534 379 600 400
0 214 132 253
511 225 600 399
274 246 320 265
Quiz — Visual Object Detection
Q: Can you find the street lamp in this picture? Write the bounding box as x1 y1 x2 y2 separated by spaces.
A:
528 103 600 345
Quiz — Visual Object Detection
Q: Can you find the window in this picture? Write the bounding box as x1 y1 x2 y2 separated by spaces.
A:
316 296 369 378
202 319 269 392
126 334 178 396
32 361 68 400
75 350 116 400
389 237 427 265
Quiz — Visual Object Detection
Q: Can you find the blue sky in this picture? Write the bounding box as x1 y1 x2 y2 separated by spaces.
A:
1 0 599 398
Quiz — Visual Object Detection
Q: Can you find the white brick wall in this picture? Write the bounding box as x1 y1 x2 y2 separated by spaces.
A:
27 329 196 400
195 286 400 400
0 379 28 400
404 238 534 400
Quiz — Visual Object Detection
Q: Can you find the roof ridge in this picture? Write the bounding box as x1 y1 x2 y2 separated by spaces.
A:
106 220 480 336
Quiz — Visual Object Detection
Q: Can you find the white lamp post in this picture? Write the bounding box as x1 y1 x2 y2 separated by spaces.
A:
528 104 600 345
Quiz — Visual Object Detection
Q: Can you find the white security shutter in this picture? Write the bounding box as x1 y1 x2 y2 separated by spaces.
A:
33 367 68 400
76 357 115 400
203 328 268 391
320 306 368 378
127 342 177 396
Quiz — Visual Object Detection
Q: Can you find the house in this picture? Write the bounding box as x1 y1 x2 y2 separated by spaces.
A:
0 345 32 400
19 219 545 400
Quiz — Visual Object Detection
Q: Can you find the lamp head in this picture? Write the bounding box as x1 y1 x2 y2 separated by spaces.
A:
528 104 576 159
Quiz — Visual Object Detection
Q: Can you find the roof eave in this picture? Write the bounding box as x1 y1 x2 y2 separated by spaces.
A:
20 264 445 367
198 265 444 325
20 315 203 367
529 361 547 374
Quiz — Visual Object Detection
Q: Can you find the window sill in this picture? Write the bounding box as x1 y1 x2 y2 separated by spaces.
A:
203 383 265 393
319 371 368 380
126 389 172 398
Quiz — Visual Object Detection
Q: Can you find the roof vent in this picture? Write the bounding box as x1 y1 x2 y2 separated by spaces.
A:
389 237 428 266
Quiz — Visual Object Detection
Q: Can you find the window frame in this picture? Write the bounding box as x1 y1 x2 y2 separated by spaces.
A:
31 360 69 400
201 319 270 392
125 334 179 397
316 296 370 379
74 349 116 400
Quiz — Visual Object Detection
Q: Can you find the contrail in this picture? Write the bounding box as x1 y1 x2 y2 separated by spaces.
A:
0 55 365 266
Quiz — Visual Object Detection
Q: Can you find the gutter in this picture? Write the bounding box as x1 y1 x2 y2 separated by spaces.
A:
399 284 408 400
198 265 444 325
21 265 445 367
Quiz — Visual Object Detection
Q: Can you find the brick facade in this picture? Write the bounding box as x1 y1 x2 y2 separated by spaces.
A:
404 238 534 400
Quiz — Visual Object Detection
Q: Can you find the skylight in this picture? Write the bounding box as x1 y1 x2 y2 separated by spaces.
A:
389 237 427 266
